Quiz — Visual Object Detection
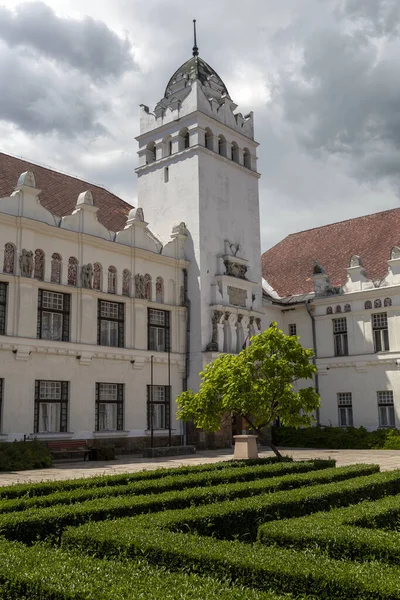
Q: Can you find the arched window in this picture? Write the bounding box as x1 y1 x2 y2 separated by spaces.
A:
93 263 102 290
34 249 45 281
326 307 333 315
335 305 342 313
108 266 117 294
364 300 372 310
243 147 251 169
51 253 62 284
184 130 190 149
374 299 382 309
122 269 131 297
223 314 231 353
144 274 152 300
146 141 156 164
156 276 164 303
205 128 213 150
384 297 392 307
218 135 226 157
344 303 351 313
68 257 78 286
3 243 15 274
231 141 239 163
178 128 189 152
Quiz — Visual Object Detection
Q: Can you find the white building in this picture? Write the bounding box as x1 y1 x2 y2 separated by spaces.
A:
0 41 263 449
1 37 400 450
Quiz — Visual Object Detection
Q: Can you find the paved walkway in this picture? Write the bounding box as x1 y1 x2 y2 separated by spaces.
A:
1 447 400 486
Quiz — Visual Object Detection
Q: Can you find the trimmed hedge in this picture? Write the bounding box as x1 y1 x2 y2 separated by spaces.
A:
272 425 400 449
61 495 400 599
258 494 400 565
0 539 288 600
0 459 335 514
0 440 52 472
0 455 292 500
0 464 374 543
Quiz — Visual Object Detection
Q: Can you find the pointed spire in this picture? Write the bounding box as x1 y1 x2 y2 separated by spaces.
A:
192 19 199 57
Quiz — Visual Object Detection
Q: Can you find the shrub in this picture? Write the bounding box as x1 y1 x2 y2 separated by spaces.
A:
272 425 398 449
0 539 284 600
0 455 292 500
0 464 374 543
0 459 335 514
0 440 52 472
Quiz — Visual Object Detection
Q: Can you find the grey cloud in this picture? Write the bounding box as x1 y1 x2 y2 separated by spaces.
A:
338 0 400 37
0 44 108 136
0 2 134 78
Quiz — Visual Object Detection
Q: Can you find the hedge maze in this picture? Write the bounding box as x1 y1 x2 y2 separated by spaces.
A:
1 458 400 598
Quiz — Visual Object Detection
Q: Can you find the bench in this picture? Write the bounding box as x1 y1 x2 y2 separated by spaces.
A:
47 440 90 461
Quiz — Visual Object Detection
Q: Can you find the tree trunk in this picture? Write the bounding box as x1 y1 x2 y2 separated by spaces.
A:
244 418 283 459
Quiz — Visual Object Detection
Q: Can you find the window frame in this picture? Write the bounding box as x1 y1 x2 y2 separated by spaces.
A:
37 289 70 342
377 390 395 428
337 392 353 427
0 282 7 336
97 299 125 348
288 323 297 337
148 308 170 352
333 317 348 357
95 383 124 431
34 380 68 433
0 378 3 432
147 385 171 430
372 312 389 352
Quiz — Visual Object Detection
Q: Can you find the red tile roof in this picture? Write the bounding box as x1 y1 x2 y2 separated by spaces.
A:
0 152 131 232
261 208 400 297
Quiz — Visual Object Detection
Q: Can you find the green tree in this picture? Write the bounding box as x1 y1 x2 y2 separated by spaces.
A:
176 322 320 457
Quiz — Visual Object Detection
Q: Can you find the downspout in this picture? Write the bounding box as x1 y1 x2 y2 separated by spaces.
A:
305 299 320 425
181 268 190 445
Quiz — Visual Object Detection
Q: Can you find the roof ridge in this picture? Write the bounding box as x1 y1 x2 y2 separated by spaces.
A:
285 206 400 238
0 150 130 204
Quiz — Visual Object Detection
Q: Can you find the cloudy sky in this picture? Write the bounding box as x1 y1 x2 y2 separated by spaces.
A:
0 0 400 252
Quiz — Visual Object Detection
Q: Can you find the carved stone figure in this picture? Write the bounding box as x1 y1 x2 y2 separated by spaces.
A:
135 274 145 299
81 264 93 289
255 318 261 331
156 276 164 303
122 269 131 297
224 260 247 279
350 255 363 268
391 247 400 260
228 286 247 307
236 314 243 324
34 249 45 281
19 249 33 277
3 243 15 274
206 310 223 352
93 263 102 290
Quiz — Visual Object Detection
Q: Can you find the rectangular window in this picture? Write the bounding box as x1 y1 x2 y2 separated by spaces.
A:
337 392 353 427
97 300 125 348
0 379 3 432
288 324 297 336
0 282 8 336
372 313 389 352
34 380 68 433
147 385 171 430
95 383 124 431
37 290 70 341
148 309 170 352
333 317 348 356
378 390 395 427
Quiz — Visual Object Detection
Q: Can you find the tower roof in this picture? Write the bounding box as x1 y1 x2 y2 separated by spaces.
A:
164 55 231 100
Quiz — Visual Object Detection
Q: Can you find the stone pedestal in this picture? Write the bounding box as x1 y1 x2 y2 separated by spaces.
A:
233 434 258 459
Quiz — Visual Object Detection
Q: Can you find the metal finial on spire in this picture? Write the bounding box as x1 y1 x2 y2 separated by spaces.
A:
192 19 199 57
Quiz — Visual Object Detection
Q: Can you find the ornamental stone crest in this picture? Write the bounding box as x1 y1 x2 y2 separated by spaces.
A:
205 310 223 352
224 260 247 279
81 264 93 289
19 249 33 277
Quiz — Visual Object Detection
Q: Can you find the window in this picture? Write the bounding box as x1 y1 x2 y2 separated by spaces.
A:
50 253 62 284
338 393 353 427
164 167 169 183
98 300 124 347
147 385 170 430
333 317 348 356
37 290 70 341
288 324 297 336
0 282 7 335
34 380 68 433
148 308 170 352
243 148 251 169
184 131 190 149
95 383 123 431
372 312 389 352
364 300 372 310
377 391 395 427
205 128 213 150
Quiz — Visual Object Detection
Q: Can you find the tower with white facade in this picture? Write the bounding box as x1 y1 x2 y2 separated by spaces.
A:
136 24 264 391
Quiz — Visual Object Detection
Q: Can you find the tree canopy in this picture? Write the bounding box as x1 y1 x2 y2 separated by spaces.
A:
176 322 320 453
